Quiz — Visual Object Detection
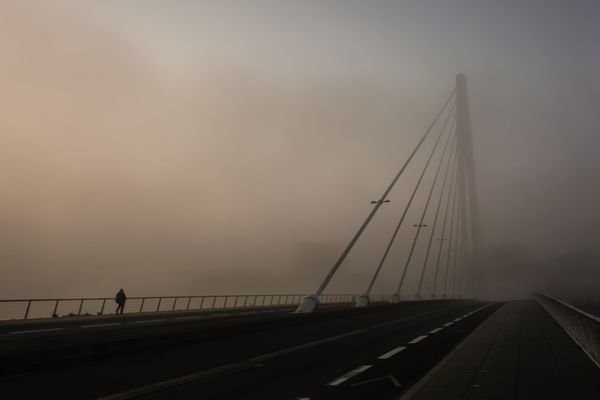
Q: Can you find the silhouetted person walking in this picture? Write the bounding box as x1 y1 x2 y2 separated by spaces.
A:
115 288 127 315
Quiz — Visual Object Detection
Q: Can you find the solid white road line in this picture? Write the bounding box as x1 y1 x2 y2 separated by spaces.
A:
453 318 462 322
133 319 165 324
10 328 63 334
429 328 443 334
443 322 454 327
80 323 121 328
327 365 372 386
408 335 427 344
378 346 407 360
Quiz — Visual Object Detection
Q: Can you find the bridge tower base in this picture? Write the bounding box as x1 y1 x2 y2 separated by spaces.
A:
356 295 370 307
295 295 319 313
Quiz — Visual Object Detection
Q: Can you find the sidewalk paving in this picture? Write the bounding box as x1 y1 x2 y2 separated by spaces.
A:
403 300 600 400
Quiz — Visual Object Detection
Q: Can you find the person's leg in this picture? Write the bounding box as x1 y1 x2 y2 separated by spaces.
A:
121 301 125 314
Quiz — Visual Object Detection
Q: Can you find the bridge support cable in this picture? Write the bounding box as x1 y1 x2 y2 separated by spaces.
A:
442 172 460 298
415 129 457 299
450 195 463 298
430 162 458 297
391 111 457 302
356 104 456 307
295 90 456 313
421 142 457 299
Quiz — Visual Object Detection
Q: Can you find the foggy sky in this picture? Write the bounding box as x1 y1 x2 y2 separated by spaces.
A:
1 1 599 299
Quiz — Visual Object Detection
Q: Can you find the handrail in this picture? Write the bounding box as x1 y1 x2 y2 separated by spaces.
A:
533 292 600 368
0 293 377 321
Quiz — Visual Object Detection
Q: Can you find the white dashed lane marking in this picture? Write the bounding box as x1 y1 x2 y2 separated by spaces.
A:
81 323 121 328
443 322 453 327
10 328 63 334
429 327 443 334
408 335 427 344
378 346 406 360
327 365 372 386
133 319 165 324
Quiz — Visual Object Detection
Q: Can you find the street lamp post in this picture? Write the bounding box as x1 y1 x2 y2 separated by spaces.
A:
413 224 429 300
355 200 391 307
371 200 391 205
443 248 459 298
430 238 448 298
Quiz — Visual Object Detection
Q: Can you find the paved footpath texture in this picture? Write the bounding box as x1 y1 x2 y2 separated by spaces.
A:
403 300 600 400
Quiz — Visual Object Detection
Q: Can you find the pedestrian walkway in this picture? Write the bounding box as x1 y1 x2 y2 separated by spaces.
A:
402 300 600 400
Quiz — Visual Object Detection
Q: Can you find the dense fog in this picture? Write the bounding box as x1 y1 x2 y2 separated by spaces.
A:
1 1 598 302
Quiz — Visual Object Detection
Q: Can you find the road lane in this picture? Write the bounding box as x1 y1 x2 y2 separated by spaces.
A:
130 303 497 400
0 300 497 399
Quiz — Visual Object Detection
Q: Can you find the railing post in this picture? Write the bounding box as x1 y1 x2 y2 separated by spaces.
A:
172 298 177 311
52 300 60 318
24 300 32 319
140 298 146 313
186 297 192 310
157 297 162 312
200 296 205 309
78 299 84 315
211 296 216 309
243 296 249 307
100 299 106 315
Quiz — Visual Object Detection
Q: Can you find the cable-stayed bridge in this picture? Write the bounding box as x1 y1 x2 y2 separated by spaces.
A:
0 75 598 400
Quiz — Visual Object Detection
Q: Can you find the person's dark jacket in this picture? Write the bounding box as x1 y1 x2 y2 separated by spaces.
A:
115 290 127 305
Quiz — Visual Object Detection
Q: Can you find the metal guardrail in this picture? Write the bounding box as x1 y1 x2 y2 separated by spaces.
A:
0 293 390 321
533 292 600 368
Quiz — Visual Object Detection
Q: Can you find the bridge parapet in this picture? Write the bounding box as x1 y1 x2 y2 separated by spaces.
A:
534 292 600 368
0 293 368 321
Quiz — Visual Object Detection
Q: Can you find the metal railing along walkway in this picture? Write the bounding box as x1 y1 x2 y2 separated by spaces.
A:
0 293 392 321
534 292 600 368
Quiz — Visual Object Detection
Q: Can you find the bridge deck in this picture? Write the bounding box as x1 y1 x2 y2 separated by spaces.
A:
0 300 494 399
403 300 600 400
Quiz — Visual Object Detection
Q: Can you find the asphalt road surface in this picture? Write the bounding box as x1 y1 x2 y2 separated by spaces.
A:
0 300 499 399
